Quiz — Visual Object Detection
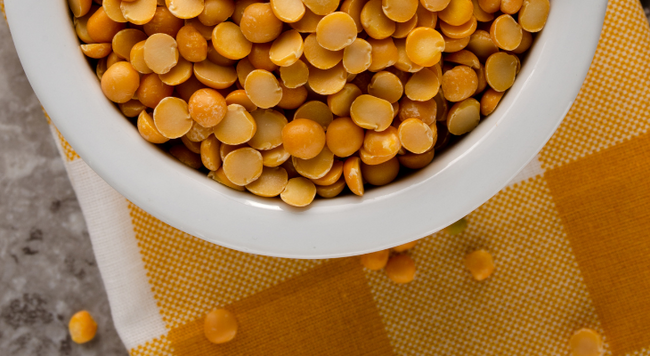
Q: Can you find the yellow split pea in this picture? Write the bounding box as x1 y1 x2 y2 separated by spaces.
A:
278 83 309 109
212 22 252 60
159 57 193 86
327 84 362 117
360 250 390 270
129 41 152 74
289 8 325 33
144 33 179 75
478 0 500 13
248 109 287 150
204 308 238 344
360 0 396 40
438 0 473 26
368 71 404 103
103 0 127 24
154 97 194 139
308 63 348 96
518 0 550 33
361 157 400 185
465 249 495 280
350 94 394 131
69 0 92 18
138 111 169 144
326 117 365 157
194 60 238 89
367 37 398 72
394 38 423 72
138 73 174 108
87 7 126 43
271 0 305 23
398 118 435 154
209 167 246 191
279 59 310 88
68 310 97 344
100 62 140 104
170 144 203 169
121 0 157 25
214 104 257 145
282 118 326 160
569 329 603 356
188 126 215 147
341 0 365 32
312 160 343 185
223 147 264 186
385 254 416 283
490 14 523 51
399 150 435 169
245 69 283 109
143 6 184 37
420 0 450 12
261 145 291 167
166 0 205 19
176 24 208 62
200 135 222 171
80 43 112 59
303 33 344 70
112 29 147 59
439 15 477 39
342 38 373 74
343 156 364 196
294 100 334 129
399 97 438 125
466 29 499 61
316 178 346 198
441 65 478 102
393 14 419 38
240 3 284 43
302 0 339 16
382 0 418 23
200 0 235 26
447 98 480 135
293 147 335 180
281 177 317 207
480 88 505 115
270 30 305 67
361 126 401 165
405 27 444 67
317 12 358 51
485 52 518 92
246 166 289 197
405 68 441 102
188 88 227 128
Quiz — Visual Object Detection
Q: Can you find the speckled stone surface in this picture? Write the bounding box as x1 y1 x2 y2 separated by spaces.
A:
0 21 127 356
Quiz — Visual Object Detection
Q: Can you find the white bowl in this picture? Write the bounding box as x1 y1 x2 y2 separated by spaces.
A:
6 0 607 258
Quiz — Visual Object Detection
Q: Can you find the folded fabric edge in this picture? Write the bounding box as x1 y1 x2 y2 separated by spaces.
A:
46 118 169 351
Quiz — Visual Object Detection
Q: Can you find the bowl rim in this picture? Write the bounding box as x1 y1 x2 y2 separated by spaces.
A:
5 0 608 258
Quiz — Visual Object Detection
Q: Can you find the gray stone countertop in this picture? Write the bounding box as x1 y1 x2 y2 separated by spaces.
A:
0 20 127 356
1 2 649 356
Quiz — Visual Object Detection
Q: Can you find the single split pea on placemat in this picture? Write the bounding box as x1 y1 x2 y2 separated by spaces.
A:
4 0 650 355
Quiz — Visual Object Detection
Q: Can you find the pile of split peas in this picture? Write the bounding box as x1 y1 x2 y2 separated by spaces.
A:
69 0 550 207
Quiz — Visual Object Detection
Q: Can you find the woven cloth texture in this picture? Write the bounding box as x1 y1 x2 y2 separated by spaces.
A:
3 0 650 354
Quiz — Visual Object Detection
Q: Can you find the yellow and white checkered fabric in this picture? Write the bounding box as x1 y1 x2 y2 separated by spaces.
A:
4 0 650 354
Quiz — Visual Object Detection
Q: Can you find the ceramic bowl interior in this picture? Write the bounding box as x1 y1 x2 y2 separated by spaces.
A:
6 0 608 258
